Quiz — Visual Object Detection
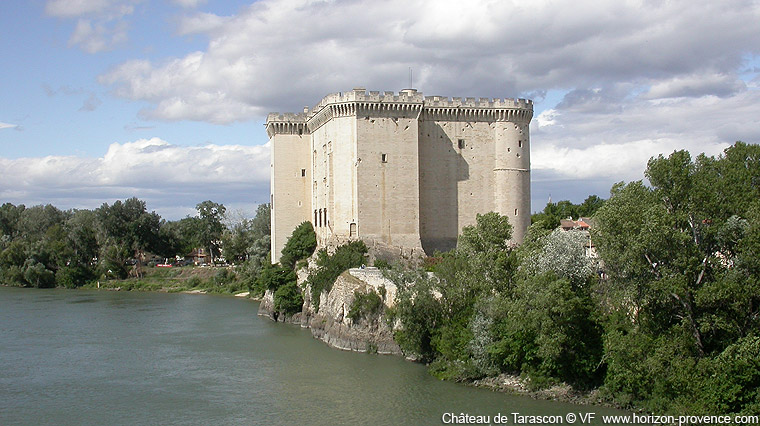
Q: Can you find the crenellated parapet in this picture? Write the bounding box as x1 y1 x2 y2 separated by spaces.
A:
306 88 424 131
267 89 533 137
265 113 308 138
422 96 533 123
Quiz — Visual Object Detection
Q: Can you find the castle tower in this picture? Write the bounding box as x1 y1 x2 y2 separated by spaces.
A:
266 113 310 264
493 109 532 244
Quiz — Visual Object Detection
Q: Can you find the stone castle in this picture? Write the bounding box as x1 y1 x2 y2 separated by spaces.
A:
267 88 532 263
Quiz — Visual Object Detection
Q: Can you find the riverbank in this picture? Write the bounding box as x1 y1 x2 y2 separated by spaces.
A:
470 374 619 408
79 265 251 296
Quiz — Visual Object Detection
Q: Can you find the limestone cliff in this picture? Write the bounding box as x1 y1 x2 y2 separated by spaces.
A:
258 267 401 355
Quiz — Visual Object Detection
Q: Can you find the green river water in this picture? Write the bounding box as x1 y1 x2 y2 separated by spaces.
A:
0 286 634 425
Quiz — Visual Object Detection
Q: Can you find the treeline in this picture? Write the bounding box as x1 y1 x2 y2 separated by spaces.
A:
385 141 759 415
0 198 271 289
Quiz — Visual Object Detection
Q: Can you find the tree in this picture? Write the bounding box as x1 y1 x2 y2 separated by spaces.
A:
96 198 162 278
525 228 598 285
279 221 316 269
196 200 226 264
593 143 760 413
221 204 271 264
389 212 519 379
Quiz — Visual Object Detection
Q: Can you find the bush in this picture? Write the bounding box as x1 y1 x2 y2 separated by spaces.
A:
373 259 390 269
55 265 92 288
306 241 367 310
254 263 296 294
273 280 303 316
700 336 760 415
187 276 204 288
348 289 383 323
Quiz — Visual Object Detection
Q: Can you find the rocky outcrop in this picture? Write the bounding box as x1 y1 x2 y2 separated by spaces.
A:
258 266 402 355
308 271 401 354
257 289 302 324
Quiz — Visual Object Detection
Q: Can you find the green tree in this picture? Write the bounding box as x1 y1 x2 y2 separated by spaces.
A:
280 221 316 269
593 143 760 413
196 200 226 264
388 212 519 379
96 198 162 278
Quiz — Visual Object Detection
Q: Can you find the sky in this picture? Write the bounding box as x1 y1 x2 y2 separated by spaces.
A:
1 0 759 220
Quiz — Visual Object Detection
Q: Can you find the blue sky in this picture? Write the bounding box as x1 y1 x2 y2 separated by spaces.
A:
1 0 759 220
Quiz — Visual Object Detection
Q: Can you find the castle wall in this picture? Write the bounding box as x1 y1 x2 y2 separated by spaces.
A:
355 112 422 251
418 120 498 254
310 115 357 246
270 129 311 263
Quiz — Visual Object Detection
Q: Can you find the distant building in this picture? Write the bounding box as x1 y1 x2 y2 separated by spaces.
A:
559 217 596 258
267 88 533 263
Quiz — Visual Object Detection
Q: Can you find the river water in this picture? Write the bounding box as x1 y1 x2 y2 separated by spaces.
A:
0 286 631 425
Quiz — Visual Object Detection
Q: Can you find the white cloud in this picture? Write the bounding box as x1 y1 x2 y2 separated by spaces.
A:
644 72 747 99
45 0 111 17
46 0 138 53
0 138 270 219
81 0 760 210
68 18 129 53
528 84 760 208
0 122 19 130
98 0 760 123
171 0 207 9
176 12 229 35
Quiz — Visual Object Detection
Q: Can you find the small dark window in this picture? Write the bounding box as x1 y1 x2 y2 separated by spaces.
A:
458 139 465 149
381 153 388 163
301 168 306 177
518 140 522 148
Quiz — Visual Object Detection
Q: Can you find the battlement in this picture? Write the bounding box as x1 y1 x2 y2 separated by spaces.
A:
265 112 308 138
267 89 533 136
307 89 532 115
266 112 307 123
311 88 425 113
423 95 532 109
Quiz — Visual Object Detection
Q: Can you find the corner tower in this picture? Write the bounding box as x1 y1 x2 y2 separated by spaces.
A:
267 113 310 264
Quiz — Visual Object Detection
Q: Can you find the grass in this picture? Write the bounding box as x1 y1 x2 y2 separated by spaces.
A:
82 265 248 295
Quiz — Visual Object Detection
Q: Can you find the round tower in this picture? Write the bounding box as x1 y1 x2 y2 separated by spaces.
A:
493 107 531 244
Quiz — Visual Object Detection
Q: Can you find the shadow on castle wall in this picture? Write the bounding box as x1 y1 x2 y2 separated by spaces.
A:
419 121 469 255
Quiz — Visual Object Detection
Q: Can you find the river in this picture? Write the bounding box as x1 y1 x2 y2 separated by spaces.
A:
0 286 632 425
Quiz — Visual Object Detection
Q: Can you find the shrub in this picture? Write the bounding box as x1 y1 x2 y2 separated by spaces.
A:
306 241 367 311
55 265 92 288
348 289 383 323
254 263 296 294
373 259 390 269
273 280 303 316
186 276 203 288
